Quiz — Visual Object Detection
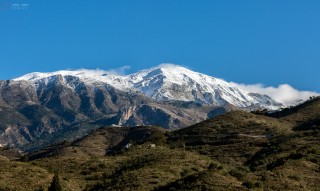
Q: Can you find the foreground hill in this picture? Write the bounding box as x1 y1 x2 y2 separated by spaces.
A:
0 98 319 190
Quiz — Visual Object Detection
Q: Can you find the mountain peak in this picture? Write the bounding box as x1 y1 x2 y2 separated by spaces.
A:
154 63 189 70
150 64 201 76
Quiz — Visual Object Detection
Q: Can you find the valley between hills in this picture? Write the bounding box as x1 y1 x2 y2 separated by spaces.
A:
0 96 319 190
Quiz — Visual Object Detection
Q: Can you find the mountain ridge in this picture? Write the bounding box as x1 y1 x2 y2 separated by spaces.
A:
14 64 283 110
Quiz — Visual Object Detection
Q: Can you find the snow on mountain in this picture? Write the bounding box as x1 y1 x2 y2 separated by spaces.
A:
13 64 283 109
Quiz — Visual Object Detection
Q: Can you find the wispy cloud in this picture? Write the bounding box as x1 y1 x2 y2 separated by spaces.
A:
73 66 131 76
230 82 319 106
104 65 131 75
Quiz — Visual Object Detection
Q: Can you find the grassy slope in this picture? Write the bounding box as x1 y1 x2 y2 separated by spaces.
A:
31 145 242 191
0 157 52 191
164 98 320 190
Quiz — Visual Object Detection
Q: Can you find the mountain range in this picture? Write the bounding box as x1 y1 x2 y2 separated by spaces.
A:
1 64 284 149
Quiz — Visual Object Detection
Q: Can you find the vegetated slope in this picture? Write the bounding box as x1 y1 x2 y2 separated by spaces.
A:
26 126 168 160
0 98 319 190
168 110 294 166
267 96 320 130
166 97 320 190
16 125 243 191
0 156 52 191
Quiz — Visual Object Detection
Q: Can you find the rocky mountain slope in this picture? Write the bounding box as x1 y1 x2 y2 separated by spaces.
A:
0 79 209 149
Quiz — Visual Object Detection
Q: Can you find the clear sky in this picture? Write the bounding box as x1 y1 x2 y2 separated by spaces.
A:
0 0 319 92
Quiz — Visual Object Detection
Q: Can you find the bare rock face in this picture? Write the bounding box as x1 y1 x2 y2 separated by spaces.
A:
0 80 39 107
115 104 200 129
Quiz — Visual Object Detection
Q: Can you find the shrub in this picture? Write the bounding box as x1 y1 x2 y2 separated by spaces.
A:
242 181 257 189
48 173 62 191
288 175 301 181
229 169 245 181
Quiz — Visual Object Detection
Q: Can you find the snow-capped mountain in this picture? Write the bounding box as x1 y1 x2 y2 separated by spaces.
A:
0 64 285 148
14 64 282 109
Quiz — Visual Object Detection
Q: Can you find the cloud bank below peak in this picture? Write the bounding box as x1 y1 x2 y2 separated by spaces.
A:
230 82 319 106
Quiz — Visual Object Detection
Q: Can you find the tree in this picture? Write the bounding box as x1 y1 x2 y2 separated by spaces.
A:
48 172 62 191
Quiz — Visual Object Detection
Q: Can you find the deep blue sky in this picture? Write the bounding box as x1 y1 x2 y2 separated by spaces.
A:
0 1 319 91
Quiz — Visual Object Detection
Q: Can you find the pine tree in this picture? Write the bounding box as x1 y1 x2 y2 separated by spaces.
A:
48 172 62 191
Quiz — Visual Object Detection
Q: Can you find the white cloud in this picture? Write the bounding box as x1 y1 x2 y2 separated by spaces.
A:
73 65 131 76
104 65 131 75
230 82 319 106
